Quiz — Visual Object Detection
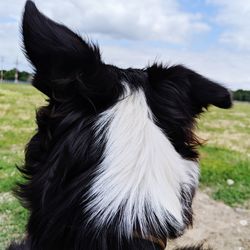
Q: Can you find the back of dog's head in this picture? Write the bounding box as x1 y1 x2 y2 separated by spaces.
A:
17 1 232 249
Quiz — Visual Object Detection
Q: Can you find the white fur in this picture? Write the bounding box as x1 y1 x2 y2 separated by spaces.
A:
86 84 199 237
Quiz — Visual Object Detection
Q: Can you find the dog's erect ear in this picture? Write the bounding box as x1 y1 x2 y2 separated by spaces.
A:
184 67 232 109
22 1 101 96
147 64 233 110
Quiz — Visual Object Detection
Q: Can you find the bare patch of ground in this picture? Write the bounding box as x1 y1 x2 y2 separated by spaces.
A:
0 192 15 204
168 192 250 250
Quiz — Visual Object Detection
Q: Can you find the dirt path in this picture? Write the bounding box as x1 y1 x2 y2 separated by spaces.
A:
168 191 250 250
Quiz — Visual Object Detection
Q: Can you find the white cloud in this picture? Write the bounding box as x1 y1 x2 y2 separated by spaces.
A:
0 0 210 68
35 0 210 43
207 0 250 51
101 44 250 90
0 0 29 69
0 0 249 90
0 22 28 70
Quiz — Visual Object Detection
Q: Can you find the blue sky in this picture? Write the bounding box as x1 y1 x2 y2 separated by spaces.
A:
0 0 250 90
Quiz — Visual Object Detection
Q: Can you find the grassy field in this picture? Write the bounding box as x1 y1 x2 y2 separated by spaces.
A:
0 83 249 248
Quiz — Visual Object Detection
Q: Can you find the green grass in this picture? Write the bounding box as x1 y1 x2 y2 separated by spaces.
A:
0 83 249 248
0 84 44 192
0 83 45 249
200 146 250 206
0 195 28 248
197 102 250 206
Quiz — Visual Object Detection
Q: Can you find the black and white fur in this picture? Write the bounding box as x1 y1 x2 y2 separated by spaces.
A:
9 1 232 250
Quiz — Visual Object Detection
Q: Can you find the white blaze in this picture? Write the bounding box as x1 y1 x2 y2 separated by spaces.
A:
86 84 199 236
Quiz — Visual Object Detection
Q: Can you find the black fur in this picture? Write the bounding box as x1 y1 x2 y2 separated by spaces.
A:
9 1 232 249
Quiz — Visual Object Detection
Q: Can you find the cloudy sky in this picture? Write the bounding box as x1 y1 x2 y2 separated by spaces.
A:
0 0 250 90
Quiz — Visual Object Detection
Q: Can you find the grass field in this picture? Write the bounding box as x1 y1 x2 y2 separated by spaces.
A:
0 83 249 248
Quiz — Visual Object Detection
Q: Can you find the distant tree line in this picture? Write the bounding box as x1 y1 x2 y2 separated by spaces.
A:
1 69 250 102
233 89 250 102
1 69 32 82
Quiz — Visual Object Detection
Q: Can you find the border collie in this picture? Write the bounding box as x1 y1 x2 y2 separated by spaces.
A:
9 1 232 249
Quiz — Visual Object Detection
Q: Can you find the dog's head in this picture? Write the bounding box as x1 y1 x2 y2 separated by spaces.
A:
23 1 232 159
22 0 232 242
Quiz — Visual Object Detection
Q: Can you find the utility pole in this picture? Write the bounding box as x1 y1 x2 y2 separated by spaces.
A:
14 57 19 83
0 57 3 83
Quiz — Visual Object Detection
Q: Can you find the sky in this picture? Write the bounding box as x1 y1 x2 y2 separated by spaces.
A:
0 0 250 90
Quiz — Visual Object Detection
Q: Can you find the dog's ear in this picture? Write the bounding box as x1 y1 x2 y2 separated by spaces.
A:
147 64 233 110
183 66 232 109
22 1 101 97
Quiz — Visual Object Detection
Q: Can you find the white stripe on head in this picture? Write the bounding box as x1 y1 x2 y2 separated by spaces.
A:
85 83 199 237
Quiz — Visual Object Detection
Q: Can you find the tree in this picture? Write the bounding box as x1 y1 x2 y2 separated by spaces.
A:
2 69 31 82
233 89 250 102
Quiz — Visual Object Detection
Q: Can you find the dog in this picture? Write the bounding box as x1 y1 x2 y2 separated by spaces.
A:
8 1 232 249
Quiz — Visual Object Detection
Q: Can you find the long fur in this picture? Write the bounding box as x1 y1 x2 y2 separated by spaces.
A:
86 85 199 238
9 1 232 250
